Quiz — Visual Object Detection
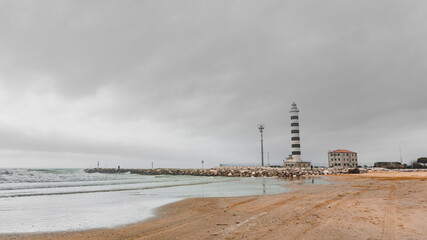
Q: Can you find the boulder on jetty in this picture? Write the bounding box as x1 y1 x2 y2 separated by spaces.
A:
84 166 369 178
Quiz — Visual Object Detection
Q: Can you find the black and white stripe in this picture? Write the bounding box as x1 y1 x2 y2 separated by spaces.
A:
290 102 301 161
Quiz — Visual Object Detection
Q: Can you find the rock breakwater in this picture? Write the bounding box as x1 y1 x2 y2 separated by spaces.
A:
84 167 365 178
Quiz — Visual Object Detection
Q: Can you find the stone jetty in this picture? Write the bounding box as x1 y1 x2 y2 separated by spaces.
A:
84 167 367 178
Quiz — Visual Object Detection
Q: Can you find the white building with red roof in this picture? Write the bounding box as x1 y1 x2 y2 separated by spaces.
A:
328 149 358 168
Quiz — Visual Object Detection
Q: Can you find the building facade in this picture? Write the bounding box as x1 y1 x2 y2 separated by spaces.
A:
284 102 311 168
328 149 357 168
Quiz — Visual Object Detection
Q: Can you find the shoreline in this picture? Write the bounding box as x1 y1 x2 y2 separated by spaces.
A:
2 171 426 240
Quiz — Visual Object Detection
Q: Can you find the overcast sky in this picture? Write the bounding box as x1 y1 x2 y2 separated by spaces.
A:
0 0 426 168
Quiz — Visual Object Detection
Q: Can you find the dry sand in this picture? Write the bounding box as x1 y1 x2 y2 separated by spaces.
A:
3 172 427 240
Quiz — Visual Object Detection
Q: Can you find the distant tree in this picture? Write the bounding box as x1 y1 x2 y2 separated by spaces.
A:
411 161 423 169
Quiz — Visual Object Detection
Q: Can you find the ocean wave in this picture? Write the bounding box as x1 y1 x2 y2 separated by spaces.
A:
0 180 224 198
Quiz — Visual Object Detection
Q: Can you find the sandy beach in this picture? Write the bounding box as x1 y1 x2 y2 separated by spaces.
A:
3 171 426 240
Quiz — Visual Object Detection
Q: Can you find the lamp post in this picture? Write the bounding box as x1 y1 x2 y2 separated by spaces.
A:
258 124 265 167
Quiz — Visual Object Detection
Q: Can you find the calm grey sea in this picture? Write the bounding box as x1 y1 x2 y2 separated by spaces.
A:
0 168 327 234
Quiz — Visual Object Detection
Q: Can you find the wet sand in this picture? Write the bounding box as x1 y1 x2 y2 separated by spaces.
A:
3 172 427 240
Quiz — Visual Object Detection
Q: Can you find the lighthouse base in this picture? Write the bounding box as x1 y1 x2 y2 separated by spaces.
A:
284 155 311 168
284 161 311 168
284 157 311 168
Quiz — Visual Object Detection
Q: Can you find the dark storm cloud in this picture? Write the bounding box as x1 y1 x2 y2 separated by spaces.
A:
0 0 426 168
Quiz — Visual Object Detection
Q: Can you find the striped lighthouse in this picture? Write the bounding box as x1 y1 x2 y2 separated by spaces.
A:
290 102 301 162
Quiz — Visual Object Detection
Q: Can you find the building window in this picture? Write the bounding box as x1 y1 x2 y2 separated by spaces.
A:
291 130 299 134
291 144 300 148
291 116 298 120
291 137 300 141
291 123 299 126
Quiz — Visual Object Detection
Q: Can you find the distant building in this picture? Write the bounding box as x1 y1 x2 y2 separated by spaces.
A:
417 157 427 166
328 149 357 168
374 162 402 169
284 102 311 168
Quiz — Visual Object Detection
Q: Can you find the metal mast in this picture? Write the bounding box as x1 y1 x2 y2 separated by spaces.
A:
258 124 265 167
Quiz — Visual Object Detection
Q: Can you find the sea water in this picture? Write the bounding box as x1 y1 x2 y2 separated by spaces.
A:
0 168 327 234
